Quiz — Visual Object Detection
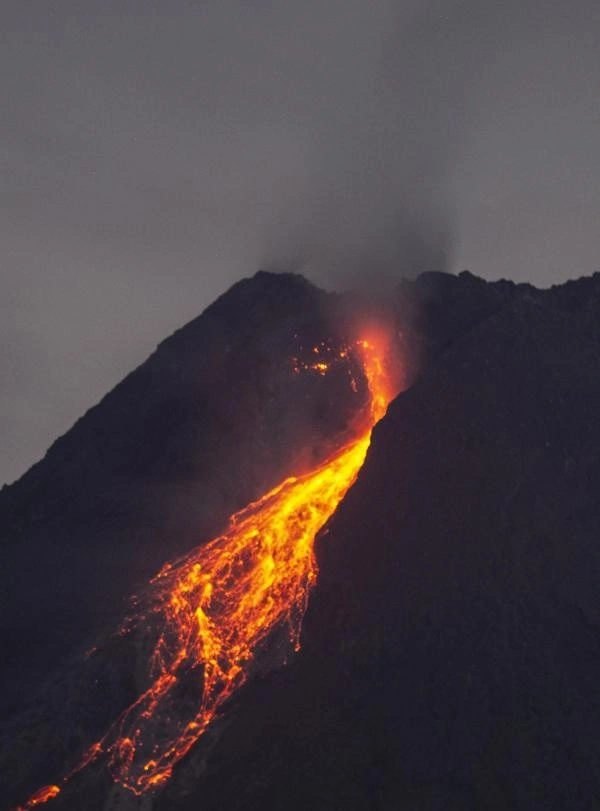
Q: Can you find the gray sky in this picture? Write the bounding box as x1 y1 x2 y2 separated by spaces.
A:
2 0 600 485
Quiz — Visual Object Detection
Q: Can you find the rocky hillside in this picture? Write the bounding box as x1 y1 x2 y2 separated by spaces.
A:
4 269 600 810
157 272 600 811
0 272 371 722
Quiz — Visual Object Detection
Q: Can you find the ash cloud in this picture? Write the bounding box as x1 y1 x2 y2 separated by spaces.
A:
258 1 469 291
2 0 600 482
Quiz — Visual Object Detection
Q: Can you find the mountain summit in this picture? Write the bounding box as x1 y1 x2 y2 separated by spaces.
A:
2 270 600 810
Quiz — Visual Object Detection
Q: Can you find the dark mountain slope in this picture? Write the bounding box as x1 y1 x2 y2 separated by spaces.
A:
0 272 369 719
154 274 600 811
5 269 599 810
0 268 526 728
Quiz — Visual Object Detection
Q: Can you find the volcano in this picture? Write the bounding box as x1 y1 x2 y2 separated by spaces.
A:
2 270 600 810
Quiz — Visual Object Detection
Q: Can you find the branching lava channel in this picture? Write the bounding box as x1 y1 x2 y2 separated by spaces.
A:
16 334 395 809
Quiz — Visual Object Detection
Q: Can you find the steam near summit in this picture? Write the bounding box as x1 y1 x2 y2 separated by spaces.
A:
3 0 600 484
3 1 600 807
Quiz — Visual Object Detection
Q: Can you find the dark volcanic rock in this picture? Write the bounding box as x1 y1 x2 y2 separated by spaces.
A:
4 269 600 810
154 273 600 811
0 271 368 721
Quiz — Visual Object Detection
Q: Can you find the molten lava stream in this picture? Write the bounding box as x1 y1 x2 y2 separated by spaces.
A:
16 336 394 809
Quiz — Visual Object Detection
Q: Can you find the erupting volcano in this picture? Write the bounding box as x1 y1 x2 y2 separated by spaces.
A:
17 333 396 809
8 271 600 811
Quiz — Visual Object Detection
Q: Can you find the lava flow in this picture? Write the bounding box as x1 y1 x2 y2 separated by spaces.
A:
17 334 395 809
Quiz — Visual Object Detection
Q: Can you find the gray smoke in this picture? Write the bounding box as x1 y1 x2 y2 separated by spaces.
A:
2 0 600 483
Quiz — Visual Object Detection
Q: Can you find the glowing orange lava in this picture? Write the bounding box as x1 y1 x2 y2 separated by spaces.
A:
16 334 395 808
17 786 61 810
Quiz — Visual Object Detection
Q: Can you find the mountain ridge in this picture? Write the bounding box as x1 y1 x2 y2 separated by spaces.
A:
3 268 600 810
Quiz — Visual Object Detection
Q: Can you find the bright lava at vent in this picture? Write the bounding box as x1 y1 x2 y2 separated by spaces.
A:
16 334 395 809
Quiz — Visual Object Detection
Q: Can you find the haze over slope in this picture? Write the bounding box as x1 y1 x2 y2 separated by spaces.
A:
4 0 600 486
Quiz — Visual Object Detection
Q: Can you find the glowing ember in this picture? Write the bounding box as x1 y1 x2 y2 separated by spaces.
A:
16 334 395 807
16 785 60 810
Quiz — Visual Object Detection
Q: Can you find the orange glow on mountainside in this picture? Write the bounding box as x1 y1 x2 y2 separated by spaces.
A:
17 786 61 809
16 333 395 808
